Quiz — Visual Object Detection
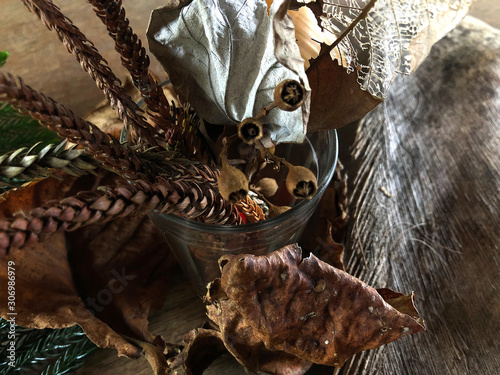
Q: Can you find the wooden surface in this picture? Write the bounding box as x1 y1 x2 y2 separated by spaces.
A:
1 1 499 375
339 17 500 375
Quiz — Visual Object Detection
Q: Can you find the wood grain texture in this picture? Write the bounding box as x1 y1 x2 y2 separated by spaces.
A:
341 16 500 375
1 0 499 374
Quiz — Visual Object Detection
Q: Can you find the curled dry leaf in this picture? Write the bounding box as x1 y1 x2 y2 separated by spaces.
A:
169 328 227 375
0 171 177 371
300 160 348 270
206 244 425 371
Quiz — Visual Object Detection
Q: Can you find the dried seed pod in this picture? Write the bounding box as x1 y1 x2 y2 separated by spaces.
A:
285 165 317 199
253 178 278 198
218 162 249 203
238 118 263 145
268 204 291 218
274 79 305 111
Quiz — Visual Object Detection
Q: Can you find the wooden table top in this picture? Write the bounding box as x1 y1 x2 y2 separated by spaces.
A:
2 1 499 375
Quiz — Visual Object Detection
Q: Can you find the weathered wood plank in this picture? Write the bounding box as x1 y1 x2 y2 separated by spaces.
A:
1 1 499 374
341 17 500 375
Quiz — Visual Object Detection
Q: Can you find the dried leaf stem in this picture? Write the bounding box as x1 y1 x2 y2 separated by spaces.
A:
307 0 378 71
21 0 162 147
88 0 177 136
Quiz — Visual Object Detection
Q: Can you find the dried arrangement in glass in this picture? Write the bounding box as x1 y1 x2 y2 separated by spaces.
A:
0 0 472 374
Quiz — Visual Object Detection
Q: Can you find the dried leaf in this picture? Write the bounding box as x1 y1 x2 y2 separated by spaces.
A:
179 328 227 375
207 244 425 369
299 0 473 131
0 172 77 218
66 213 176 347
147 0 310 143
206 279 313 374
0 171 177 371
84 77 142 139
306 49 381 130
299 161 348 270
0 234 141 358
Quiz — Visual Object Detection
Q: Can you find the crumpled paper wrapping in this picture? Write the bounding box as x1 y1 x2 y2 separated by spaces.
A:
147 0 310 143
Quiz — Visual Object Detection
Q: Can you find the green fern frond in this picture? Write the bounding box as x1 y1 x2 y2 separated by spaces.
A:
0 320 97 375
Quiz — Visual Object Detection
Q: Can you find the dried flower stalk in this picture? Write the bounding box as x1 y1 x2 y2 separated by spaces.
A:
21 0 162 147
0 141 98 183
0 164 242 255
88 0 177 137
0 73 154 182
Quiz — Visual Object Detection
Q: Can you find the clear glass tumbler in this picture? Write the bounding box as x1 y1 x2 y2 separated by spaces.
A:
150 130 338 294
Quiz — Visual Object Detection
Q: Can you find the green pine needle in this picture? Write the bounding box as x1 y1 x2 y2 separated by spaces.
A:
0 103 62 154
0 51 8 68
0 319 98 375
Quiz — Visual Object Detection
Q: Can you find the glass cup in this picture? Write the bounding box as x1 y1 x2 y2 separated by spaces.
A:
150 130 338 294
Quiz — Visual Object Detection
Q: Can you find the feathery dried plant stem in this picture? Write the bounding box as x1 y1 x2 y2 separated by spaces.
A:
0 169 242 256
88 0 177 136
0 141 99 184
0 72 154 182
21 0 162 147
235 196 266 223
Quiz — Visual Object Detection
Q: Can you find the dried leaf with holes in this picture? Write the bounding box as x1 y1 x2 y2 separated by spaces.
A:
294 0 473 131
206 244 425 370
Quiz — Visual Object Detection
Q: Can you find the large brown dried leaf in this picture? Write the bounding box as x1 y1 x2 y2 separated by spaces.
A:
0 233 141 358
207 244 425 370
66 212 175 346
206 278 312 375
0 171 177 370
